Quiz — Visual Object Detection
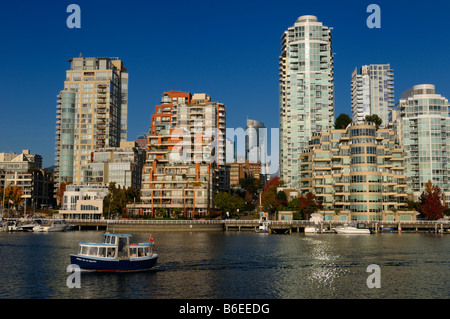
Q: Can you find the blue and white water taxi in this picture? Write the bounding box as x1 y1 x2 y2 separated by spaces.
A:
70 233 158 272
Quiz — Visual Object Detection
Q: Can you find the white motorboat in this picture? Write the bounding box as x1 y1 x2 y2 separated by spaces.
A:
304 226 318 234
33 219 70 232
333 223 371 234
20 219 44 232
2 220 22 232
256 221 270 233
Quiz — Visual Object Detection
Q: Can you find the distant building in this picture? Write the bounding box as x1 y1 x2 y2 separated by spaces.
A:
351 64 394 126
57 184 108 219
245 118 267 184
0 149 53 210
135 133 149 150
82 141 145 190
229 161 262 189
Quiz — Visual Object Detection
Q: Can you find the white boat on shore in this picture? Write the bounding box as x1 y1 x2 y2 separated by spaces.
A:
333 223 371 234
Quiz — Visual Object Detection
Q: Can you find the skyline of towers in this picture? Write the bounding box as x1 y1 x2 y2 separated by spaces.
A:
45 14 449 219
54 55 128 189
351 64 394 126
279 15 335 189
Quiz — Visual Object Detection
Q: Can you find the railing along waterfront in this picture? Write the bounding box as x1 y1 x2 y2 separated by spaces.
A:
63 219 450 226
55 218 450 233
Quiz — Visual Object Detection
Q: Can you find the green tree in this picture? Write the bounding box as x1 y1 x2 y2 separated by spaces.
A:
104 182 141 218
365 114 383 129
334 113 352 129
276 190 287 202
214 192 245 218
239 176 261 196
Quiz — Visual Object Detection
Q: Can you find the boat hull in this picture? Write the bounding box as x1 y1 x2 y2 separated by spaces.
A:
334 228 371 234
304 227 317 233
70 254 158 272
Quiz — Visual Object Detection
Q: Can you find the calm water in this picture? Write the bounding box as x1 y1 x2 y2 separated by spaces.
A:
0 230 448 299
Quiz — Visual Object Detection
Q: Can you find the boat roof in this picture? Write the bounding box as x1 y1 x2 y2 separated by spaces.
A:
102 233 132 237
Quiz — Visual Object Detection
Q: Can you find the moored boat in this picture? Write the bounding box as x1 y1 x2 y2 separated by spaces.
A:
304 226 318 234
33 219 71 232
70 233 158 272
333 223 371 234
21 219 44 231
256 221 270 233
2 220 22 232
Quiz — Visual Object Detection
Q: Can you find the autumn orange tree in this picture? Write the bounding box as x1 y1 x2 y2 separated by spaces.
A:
417 181 446 220
56 180 73 207
1 185 23 209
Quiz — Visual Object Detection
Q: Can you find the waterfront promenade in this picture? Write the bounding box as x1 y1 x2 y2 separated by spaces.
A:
57 219 450 234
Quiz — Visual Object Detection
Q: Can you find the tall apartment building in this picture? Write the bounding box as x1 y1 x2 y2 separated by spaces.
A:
300 123 411 221
351 64 394 125
245 119 267 183
0 150 53 210
129 91 227 218
246 119 266 163
393 84 450 204
82 141 145 190
55 55 128 189
279 15 335 189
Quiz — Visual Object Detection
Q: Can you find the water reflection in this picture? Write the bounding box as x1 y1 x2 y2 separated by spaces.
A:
0 231 448 299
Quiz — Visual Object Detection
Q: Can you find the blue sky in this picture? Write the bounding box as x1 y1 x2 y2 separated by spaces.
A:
1 0 449 168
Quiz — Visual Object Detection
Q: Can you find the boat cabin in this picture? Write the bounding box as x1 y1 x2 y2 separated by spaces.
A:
77 233 153 260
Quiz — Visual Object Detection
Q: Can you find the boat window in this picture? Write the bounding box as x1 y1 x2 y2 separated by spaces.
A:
81 246 89 255
89 247 98 256
111 236 116 245
99 247 106 257
105 236 110 244
130 247 137 257
138 247 149 257
106 247 115 258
